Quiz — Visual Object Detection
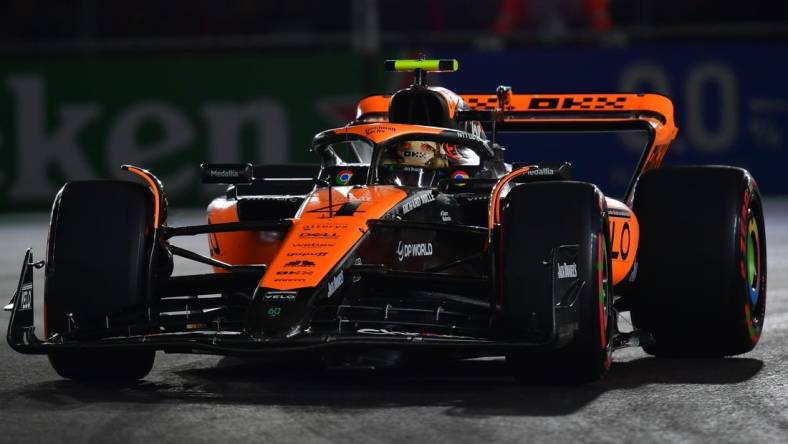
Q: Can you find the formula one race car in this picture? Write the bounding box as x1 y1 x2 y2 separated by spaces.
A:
5 59 767 384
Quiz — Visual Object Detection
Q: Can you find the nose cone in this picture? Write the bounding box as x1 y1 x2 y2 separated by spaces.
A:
246 287 312 338
246 185 407 337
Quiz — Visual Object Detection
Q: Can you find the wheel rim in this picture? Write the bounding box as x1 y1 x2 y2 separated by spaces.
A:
743 206 765 344
746 216 761 305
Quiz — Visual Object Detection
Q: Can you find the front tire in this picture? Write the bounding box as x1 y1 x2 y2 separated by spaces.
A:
49 350 155 382
44 180 156 381
501 182 613 384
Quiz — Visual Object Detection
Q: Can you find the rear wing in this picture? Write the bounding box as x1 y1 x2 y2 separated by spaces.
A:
355 89 679 204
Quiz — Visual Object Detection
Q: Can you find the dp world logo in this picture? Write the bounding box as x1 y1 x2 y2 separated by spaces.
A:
396 241 433 262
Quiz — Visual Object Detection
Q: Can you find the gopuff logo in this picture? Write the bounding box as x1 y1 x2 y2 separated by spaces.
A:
396 241 433 262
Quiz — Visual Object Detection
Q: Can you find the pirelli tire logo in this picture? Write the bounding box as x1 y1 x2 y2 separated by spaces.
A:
528 96 627 110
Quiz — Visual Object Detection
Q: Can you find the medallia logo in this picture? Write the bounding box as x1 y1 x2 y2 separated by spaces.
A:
557 262 578 279
396 241 433 262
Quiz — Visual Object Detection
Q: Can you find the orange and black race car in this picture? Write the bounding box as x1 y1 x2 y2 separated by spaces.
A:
5 59 767 384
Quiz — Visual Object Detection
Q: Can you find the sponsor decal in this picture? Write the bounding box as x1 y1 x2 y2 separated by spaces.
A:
291 242 334 248
455 131 482 142
327 271 344 297
527 168 556 176
352 258 363 282
364 125 396 136
557 262 578 279
609 221 631 260
335 169 354 186
299 231 338 238
263 291 297 301
396 241 433 262
272 278 307 283
527 96 627 110
286 251 329 257
284 260 316 267
452 170 470 187
403 150 430 160
461 195 486 202
470 121 483 138
401 191 435 214
440 210 452 222
206 169 241 178
267 307 282 317
302 223 348 231
275 270 314 275
18 283 32 310
358 328 418 337
356 328 474 340
608 208 631 219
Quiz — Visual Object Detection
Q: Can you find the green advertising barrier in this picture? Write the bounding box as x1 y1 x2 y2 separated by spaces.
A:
0 53 386 211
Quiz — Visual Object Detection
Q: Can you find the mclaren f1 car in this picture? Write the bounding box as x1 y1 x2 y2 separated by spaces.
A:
5 59 767 384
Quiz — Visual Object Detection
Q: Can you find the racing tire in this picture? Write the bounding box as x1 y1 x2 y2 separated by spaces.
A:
49 350 156 382
44 180 156 381
629 166 766 357
502 181 613 385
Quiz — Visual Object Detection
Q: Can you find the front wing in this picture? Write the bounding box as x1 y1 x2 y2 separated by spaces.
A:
6 247 583 357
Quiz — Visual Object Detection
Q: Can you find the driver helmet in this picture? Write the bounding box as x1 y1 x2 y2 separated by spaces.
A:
383 141 449 169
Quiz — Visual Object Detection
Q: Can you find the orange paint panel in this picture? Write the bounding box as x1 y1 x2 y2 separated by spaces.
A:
356 95 390 119
460 92 678 149
260 186 407 290
206 198 282 273
336 123 446 144
606 198 639 286
123 165 162 228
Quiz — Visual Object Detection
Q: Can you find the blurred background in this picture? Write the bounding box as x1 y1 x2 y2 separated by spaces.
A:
0 0 786 210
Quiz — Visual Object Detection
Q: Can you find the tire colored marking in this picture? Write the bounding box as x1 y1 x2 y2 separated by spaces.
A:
597 233 607 351
744 304 759 343
123 165 162 228
746 217 761 305
738 190 750 281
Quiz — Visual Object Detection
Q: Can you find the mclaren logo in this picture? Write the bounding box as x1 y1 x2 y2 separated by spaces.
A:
557 262 578 279
396 241 433 262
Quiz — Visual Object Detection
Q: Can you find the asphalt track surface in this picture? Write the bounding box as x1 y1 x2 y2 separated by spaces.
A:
1 201 787 444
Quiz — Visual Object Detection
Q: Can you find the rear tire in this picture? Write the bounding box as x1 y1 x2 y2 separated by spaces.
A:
629 166 766 357
502 182 613 384
44 180 156 381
